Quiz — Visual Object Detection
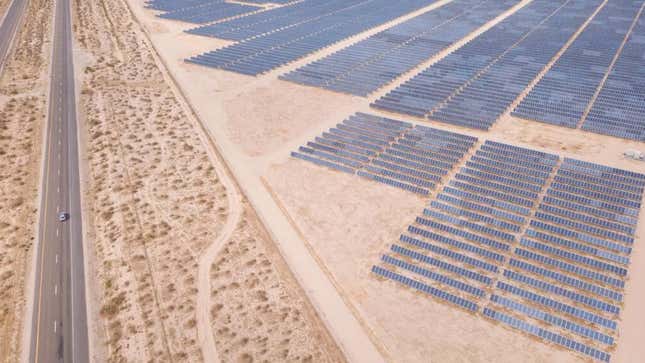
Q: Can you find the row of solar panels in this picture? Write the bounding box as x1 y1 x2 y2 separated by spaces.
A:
372 0 603 130
147 0 265 24
292 112 478 195
280 0 520 96
147 0 290 12
513 0 645 141
187 0 439 74
373 263 611 362
188 0 369 40
165 0 645 143
582 12 645 140
366 133 643 361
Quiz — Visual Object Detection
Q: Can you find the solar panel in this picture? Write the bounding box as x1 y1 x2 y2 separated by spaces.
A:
514 0 644 135
391 244 492 284
281 0 519 95
496 281 617 330
503 269 620 314
187 0 441 75
483 307 611 361
490 295 614 345
373 0 603 129
382 255 485 296
372 265 479 311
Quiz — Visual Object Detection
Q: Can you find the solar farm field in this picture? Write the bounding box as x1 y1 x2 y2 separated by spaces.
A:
129 0 645 361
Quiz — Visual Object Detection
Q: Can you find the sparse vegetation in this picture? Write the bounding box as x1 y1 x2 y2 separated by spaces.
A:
74 0 228 360
0 0 52 360
209 207 344 363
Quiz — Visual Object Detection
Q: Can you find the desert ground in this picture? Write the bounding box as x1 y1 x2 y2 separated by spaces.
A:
127 0 645 362
0 0 51 360
72 0 344 361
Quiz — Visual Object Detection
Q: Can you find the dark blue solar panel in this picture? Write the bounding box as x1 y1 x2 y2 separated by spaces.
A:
281 0 519 96
373 0 602 129
483 307 611 361
187 0 440 75
372 265 479 311
582 15 645 140
514 0 644 129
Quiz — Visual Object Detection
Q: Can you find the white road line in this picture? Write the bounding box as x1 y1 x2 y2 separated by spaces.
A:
54 285 58 296
53 320 57 333
56 228 59 236
56 254 59 264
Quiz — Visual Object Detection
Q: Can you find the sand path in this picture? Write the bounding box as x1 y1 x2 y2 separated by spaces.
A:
196 157 242 363
117 2 245 360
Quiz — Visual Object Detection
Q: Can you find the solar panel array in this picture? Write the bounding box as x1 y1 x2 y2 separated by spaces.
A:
372 0 604 130
187 0 368 40
147 0 262 24
186 0 438 75
582 11 645 140
512 0 644 128
373 139 645 362
291 113 477 195
280 0 520 96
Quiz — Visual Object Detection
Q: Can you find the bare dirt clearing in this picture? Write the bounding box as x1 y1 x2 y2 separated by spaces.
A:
210 203 344 363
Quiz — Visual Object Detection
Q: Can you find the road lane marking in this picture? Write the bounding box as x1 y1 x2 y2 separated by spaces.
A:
56 228 59 236
54 320 57 333
56 254 59 264
54 285 58 296
34 64 57 359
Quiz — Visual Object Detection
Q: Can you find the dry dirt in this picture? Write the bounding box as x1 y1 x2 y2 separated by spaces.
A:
74 0 345 361
73 0 229 360
209 202 344 363
0 0 52 360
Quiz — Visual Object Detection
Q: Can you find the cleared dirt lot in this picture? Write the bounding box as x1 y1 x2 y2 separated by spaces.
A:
0 0 51 360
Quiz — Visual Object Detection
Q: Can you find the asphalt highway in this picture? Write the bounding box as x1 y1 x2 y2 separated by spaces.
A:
28 0 89 361
0 0 27 72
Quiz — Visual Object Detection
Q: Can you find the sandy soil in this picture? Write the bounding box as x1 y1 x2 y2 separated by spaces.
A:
209 202 344 363
74 0 346 361
73 0 229 360
0 0 51 360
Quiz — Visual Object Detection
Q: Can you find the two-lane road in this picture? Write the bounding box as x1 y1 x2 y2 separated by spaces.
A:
0 0 27 72
29 0 89 361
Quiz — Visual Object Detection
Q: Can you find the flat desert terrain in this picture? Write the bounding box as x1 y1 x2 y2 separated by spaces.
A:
72 0 344 361
0 0 51 360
